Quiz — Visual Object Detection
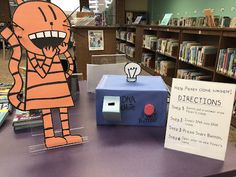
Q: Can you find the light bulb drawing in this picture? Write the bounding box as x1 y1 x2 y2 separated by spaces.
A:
124 63 141 82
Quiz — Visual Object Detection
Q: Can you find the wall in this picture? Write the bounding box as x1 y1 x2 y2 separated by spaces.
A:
125 0 148 11
149 0 236 23
73 27 116 79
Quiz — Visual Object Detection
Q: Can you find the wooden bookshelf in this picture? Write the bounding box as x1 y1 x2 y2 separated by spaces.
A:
116 26 136 62
156 51 177 60
216 71 236 80
179 60 215 72
126 55 135 62
141 64 156 76
143 47 156 53
115 25 236 87
73 25 236 85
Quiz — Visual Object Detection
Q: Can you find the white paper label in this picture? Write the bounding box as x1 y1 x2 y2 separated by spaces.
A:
164 79 236 161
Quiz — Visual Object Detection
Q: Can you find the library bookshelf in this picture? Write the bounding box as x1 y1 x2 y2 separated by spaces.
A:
116 25 236 126
116 25 236 87
116 25 137 62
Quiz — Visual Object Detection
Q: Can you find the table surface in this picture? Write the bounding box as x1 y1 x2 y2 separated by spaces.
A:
1 81 236 177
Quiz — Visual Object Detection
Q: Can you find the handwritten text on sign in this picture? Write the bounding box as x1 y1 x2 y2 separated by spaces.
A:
164 79 235 161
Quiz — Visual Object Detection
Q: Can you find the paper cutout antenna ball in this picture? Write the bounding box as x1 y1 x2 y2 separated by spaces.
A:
0 0 83 148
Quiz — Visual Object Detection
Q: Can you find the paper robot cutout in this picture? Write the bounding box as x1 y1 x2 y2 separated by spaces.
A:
0 0 83 148
124 63 141 82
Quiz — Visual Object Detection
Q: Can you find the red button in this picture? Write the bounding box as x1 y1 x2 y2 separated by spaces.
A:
144 104 155 116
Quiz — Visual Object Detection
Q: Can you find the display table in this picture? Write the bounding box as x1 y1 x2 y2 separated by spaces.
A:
0 81 236 177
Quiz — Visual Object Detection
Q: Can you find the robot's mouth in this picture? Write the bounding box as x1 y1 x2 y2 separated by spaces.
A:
28 30 67 49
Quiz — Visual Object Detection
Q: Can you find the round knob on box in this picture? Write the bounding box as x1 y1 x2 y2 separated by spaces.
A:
144 104 155 116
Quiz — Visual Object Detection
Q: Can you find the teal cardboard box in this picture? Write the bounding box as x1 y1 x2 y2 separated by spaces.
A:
96 75 168 126
102 96 121 121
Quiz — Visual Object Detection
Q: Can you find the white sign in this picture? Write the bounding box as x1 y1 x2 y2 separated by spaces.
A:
165 79 236 161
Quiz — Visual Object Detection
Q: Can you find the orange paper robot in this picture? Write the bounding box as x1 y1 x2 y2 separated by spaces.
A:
0 0 82 148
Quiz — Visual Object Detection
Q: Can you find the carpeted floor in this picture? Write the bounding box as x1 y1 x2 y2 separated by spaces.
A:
0 49 236 146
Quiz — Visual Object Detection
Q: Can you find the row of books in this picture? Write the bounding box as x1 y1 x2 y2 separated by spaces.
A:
126 32 136 44
142 54 176 77
0 84 12 127
116 30 127 41
179 41 217 67
126 46 135 58
158 60 175 77
177 69 212 81
13 110 42 131
217 48 236 78
142 53 155 68
0 102 12 127
117 42 126 53
154 55 175 77
143 34 157 50
116 31 136 44
157 38 178 57
116 42 135 58
169 16 231 28
142 36 179 58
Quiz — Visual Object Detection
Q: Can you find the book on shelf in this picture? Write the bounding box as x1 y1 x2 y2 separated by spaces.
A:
179 41 217 67
0 103 12 127
169 16 223 27
13 109 42 131
185 17 197 27
142 53 155 67
120 31 127 41
177 69 212 81
116 30 120 39
157 38 164 51
165 39 178 56
0 102 12 112
0 111 8 127
179 41 199 61
143 35 157 50
0 83 13 127
116 42 120 51
196 17 205 27
125 45 135 58
160 60 175 77
160 39 168 53
197 46 217 66
157 38 178 56
150 40 157 51
0 95 8 103
155 56 166 74
177 69 195 79
185 42 201 62
189 46 202 64
119 43 126 53
126 32 135 43
217 48 236 77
